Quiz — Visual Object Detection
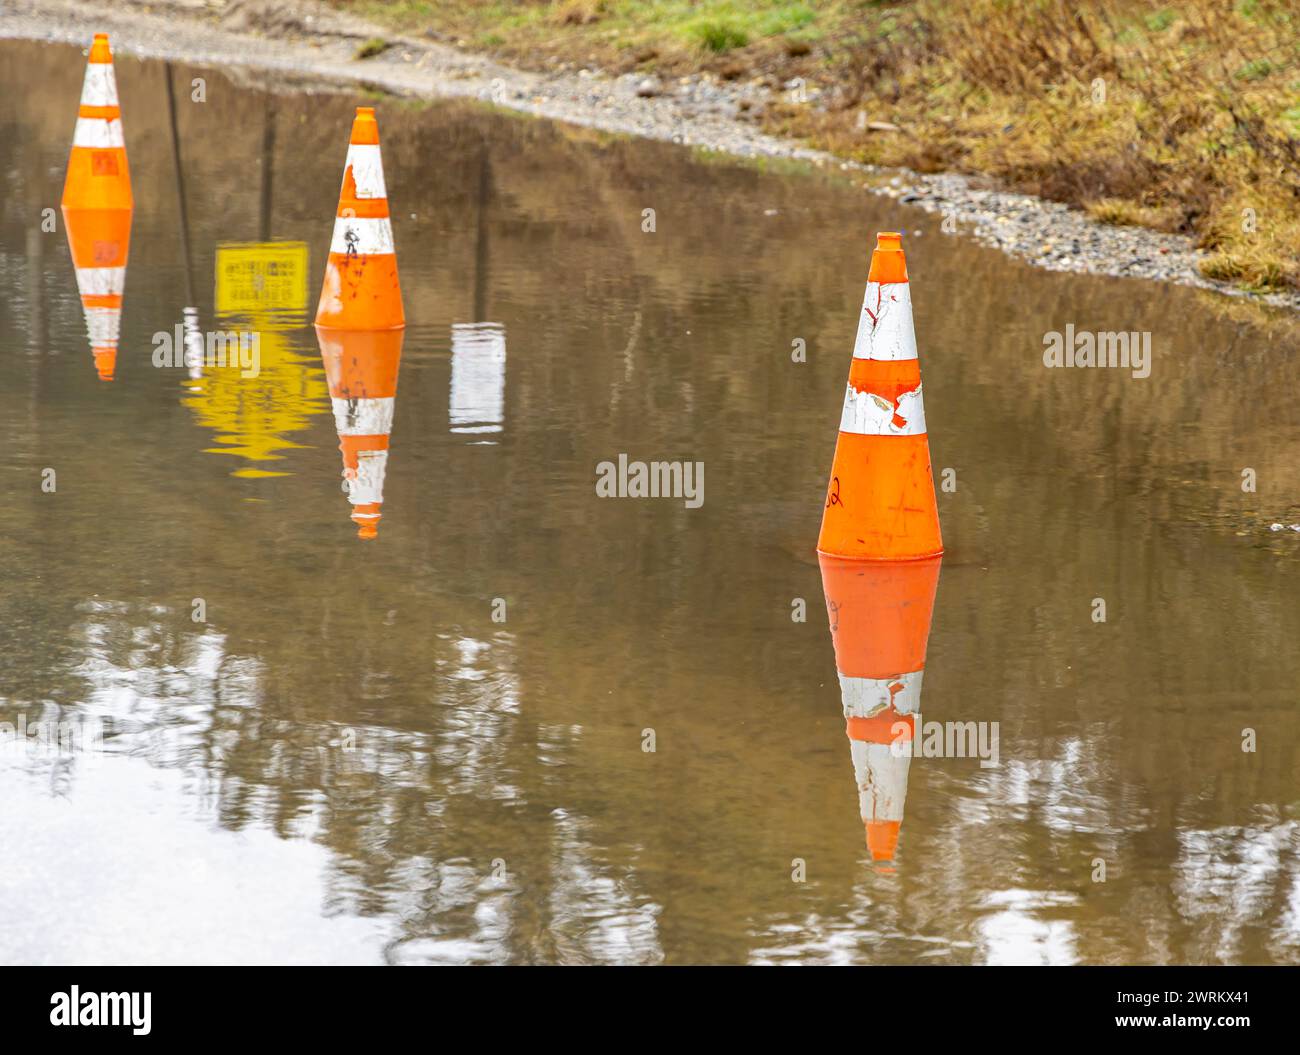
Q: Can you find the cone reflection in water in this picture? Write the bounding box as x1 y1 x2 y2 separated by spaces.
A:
817 232 941 560
61 34 133 381
316 327 403 539
316 106 403 331
820 553 941 863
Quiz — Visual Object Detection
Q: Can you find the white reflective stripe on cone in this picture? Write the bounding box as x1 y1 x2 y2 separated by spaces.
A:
852 281 917 361
344 144 388 199
332 396 395 436
851 741 911 822
74 266 126 297
839 669 925 719
345 450 388 506
72 117 125 149
329 216 394 256
80 63 119 107
838 381 927 436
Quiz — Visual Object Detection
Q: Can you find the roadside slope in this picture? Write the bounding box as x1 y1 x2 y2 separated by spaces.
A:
3 0 1296 313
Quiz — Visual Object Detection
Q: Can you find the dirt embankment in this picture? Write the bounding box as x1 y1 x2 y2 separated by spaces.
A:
4 0 1297 314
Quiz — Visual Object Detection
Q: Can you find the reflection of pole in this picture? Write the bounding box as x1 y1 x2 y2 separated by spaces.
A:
259 94 276 242
25 225 44 353
24 136 46 353
473 144 491 322
25 224 44 439
164 62 195 308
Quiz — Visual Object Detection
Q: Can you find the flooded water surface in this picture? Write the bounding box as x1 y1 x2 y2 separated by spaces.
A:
2 40 1299 965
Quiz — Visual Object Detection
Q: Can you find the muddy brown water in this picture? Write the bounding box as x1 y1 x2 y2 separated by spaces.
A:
2 40 1299 965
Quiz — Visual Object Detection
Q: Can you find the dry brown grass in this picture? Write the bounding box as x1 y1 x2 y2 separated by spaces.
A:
548 0 607 27
788 0 1300 292
347 0 1300 292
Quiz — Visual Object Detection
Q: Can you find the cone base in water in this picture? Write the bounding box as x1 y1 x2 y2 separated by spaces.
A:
62 151 133 213
315 254 404 331
817 432 943 561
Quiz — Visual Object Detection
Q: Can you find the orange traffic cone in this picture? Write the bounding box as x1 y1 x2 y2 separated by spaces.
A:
316 328 404 539
61 34 133 381
315 107 404 331
820 553 941 863
817 233 941 560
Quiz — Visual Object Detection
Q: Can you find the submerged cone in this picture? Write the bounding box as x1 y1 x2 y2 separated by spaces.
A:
315 107 404 331
820 553 941 863
817 233 941 560
62 34 133 381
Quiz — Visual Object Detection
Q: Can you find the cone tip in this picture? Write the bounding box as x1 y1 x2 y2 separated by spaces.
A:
868 231 908 283
349 107 381 145
865 819 901 862
92 347 116 381
352 506 382 539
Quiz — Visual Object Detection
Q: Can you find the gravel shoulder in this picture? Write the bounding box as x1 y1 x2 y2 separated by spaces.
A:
5 0 1298 314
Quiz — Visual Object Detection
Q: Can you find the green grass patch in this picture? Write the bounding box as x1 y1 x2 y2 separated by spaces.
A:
354 38 393 60
686 19 749 52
